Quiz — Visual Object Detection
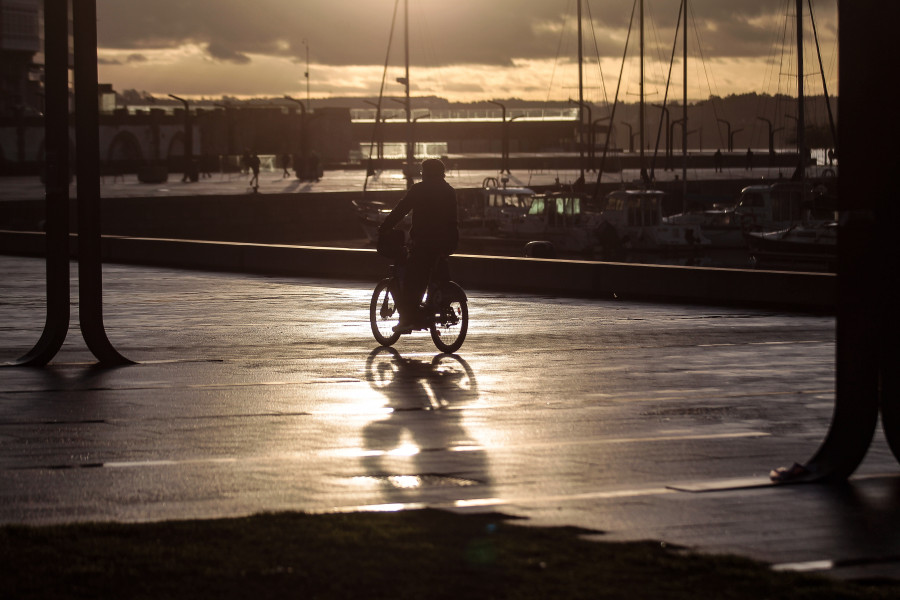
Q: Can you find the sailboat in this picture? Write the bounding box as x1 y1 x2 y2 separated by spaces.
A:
743 0 838 270
657 0 750 248
595 0 709 252
351 0 415 241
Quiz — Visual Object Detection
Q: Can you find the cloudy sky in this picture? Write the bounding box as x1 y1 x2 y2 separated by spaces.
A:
95 0 839 103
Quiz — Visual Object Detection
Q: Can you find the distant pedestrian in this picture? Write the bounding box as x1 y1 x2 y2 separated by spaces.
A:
282 153 291 178
310 153 321 182
200 154 212 179
249 152 261 191
714 149 723 173
745 148 753 171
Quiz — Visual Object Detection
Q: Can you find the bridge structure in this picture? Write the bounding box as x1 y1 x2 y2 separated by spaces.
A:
1 104 585 178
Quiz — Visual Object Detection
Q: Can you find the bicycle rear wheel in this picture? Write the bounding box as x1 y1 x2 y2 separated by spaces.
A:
430 281 468 353
370 278 401 346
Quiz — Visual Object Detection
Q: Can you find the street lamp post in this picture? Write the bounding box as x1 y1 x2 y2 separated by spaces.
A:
569 99 592 181
395 77 413 187
591 116 612 172
506 115 523 175
757 117 782 156
284 95 308 179
363 100 384 175
786 114 806 162
730 128 744 155
488 101 514 174
620 121 634 153
389 97 415 183
652 104 670 170
716 118 732 152
413 112 430 167
670 119 684 158
168 94 195 182
362 100 385 163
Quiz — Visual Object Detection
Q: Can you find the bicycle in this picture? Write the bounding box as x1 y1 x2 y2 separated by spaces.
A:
369 256 469 353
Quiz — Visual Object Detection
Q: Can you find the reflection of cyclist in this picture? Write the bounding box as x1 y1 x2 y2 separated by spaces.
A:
362 348 486 498
365 348 479 409
379 159 459 333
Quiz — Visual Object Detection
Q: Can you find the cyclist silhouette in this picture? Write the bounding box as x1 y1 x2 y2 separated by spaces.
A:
379 158 459 333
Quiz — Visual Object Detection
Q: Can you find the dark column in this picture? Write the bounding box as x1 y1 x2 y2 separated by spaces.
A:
9 0 71 367
169 95 195 182
774 0 897 482
72 0 132 366
863 3 900 466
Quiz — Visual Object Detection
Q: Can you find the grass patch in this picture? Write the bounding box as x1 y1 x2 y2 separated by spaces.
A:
1 509 897 599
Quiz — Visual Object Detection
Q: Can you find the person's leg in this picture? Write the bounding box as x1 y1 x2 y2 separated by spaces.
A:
432 256 450 284
400 249 437 326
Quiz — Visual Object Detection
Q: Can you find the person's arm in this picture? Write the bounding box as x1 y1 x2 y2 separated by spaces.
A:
379 191 415 232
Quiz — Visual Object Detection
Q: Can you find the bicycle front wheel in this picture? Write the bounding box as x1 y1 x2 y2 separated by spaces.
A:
370 278 401 346
430 282 468 353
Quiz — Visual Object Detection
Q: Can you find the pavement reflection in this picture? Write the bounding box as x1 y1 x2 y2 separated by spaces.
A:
364 348 479 410
355 348 491 504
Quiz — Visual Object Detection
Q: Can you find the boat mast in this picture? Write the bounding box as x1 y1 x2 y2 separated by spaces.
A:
807 0 837 154
578 0 585 181
639 0 645 180
796 0 805 175
403 0 413 188
681 0 687 209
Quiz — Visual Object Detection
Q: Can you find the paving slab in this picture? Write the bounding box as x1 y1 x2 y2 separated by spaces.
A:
1 254 897 582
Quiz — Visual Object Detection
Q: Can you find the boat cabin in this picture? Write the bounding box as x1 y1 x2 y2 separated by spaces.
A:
483 187 537 220
495 190 598 252
599 189 709 249
734 183 805 228
602 189 665 228
456 177 538 231
525 193 584 226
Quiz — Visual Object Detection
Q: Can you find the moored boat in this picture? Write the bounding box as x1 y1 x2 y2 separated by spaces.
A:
745 220 836 271
493 188 601 253
598 188 710 251
457 177 538 235
662 204 744 248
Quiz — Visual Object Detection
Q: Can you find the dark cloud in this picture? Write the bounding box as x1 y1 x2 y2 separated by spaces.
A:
96 0 836 67
205 42 252 64
126 53 148 63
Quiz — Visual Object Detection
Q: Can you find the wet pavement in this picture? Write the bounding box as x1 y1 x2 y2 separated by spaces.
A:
1 255 898 582
0 158 804 200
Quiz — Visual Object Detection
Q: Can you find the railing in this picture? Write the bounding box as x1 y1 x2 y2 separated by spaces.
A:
350 107 581 122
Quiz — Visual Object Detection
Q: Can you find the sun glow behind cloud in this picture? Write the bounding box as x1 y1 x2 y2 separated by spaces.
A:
95 1 838 103
98 46 803 104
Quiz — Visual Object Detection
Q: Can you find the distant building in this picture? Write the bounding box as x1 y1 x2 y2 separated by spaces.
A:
0 0 43 116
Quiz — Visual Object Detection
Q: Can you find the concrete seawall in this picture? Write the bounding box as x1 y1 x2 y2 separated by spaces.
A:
0 177 806 246
0 230 835 312
0 191 387 245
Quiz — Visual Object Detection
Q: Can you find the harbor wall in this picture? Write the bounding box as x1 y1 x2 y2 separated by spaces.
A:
0 230 836 313
0 177 790 245
0 191 384 245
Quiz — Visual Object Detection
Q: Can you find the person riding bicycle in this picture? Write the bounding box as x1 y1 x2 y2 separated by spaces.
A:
378 158 459 334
